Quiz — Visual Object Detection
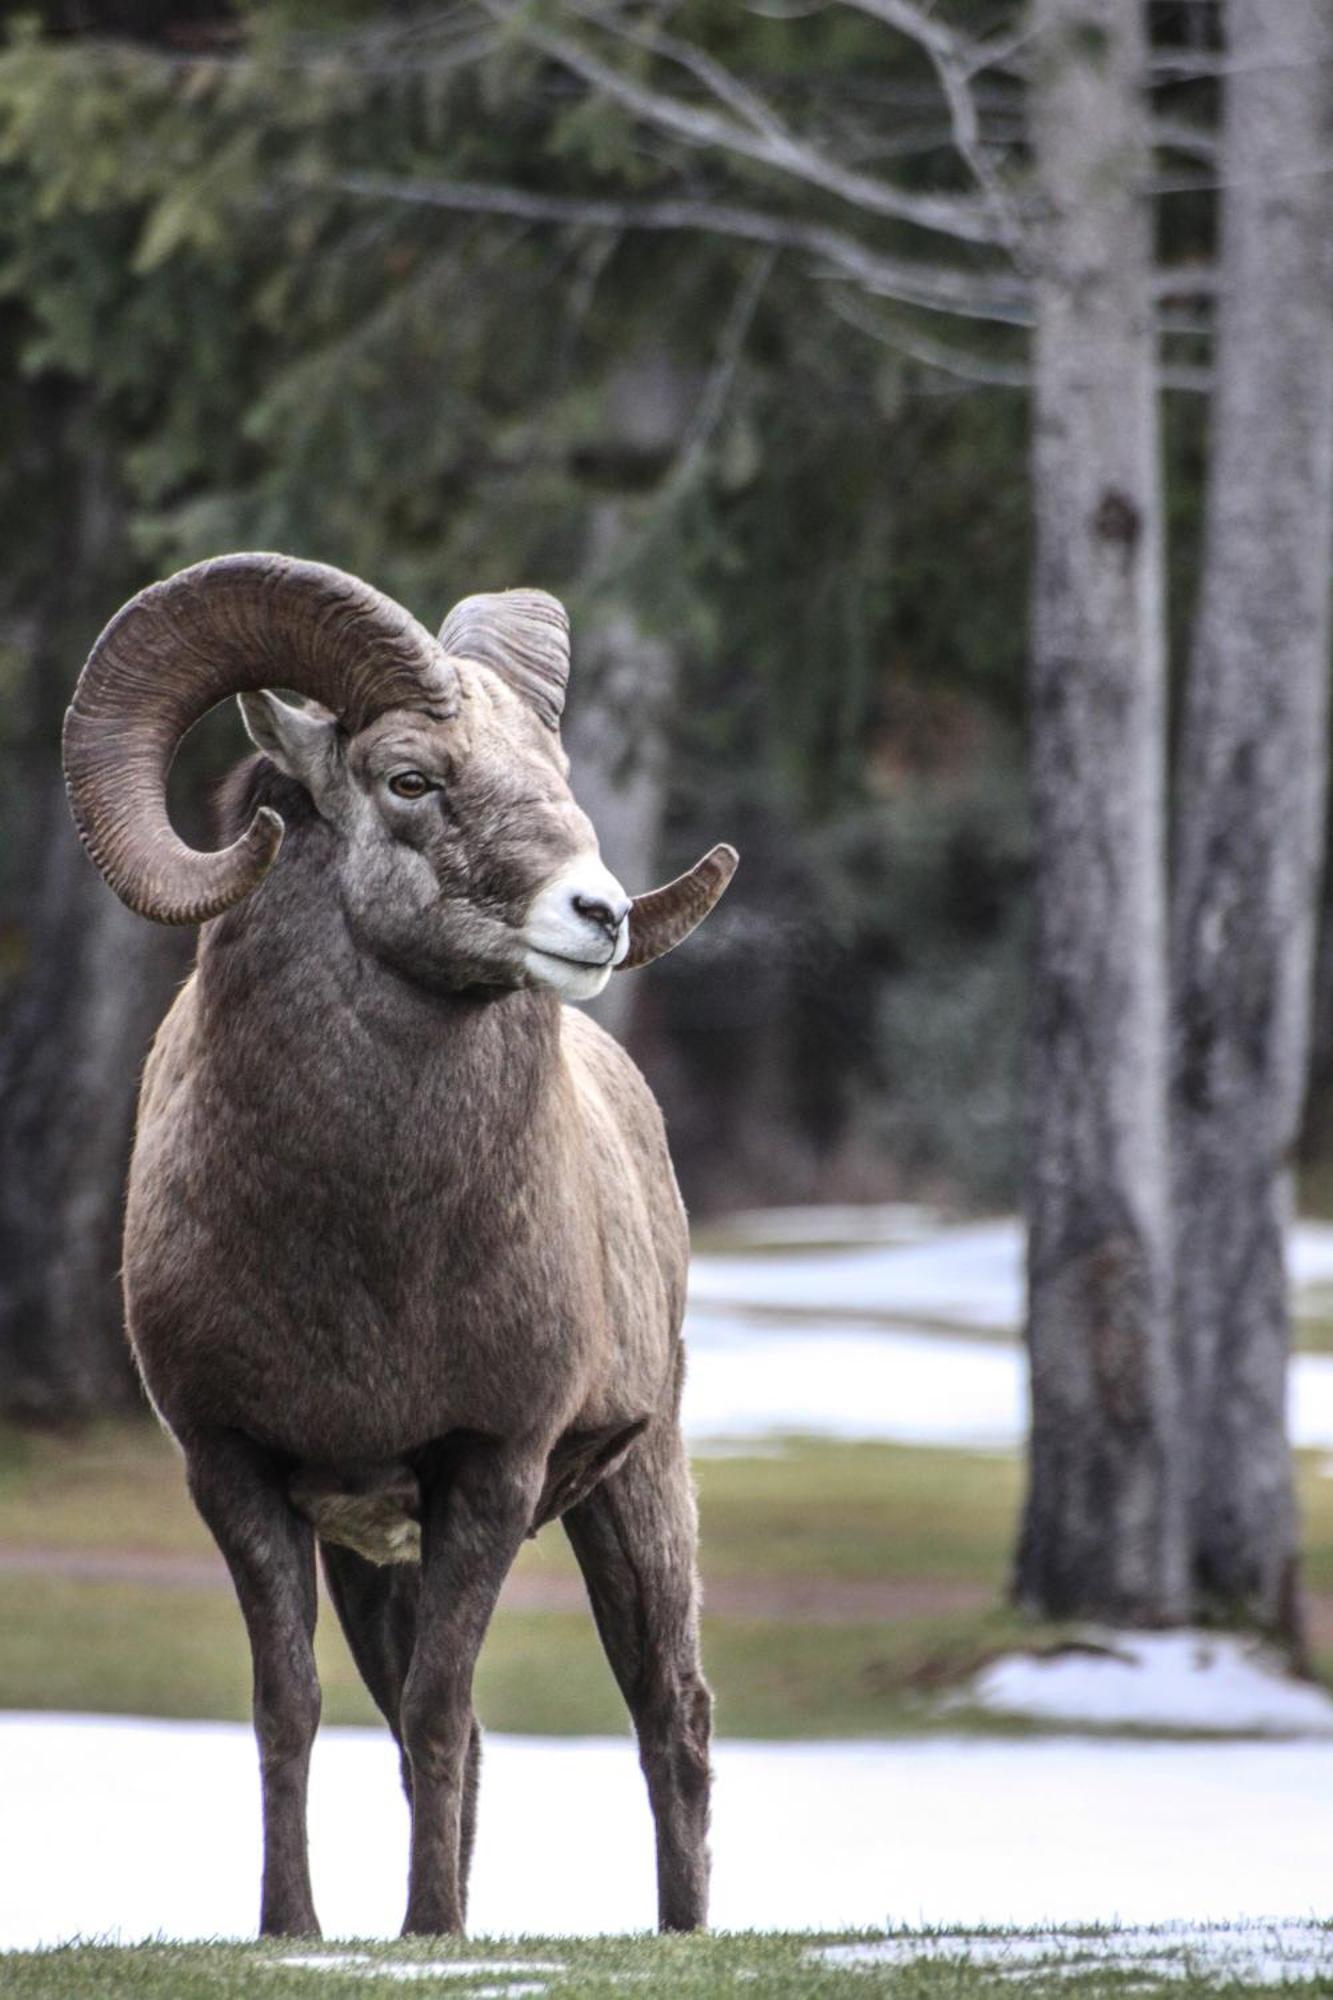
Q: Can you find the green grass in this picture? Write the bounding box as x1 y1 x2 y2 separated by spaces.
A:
0 1419 214 1556
1295 1286 1333 1354
0 1422 1023 1579
3 1929 1329 1998
6 1417 1333 1736
0 1420 1051 1736
0 1569 1043 1738
693 1439 1023 1581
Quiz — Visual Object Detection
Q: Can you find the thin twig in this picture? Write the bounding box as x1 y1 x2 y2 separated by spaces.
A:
581 247 777 595
827 286 1030 387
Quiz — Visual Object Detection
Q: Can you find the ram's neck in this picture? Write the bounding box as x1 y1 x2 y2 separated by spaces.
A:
193 815 566 1219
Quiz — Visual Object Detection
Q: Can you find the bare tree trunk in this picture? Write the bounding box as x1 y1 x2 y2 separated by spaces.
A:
1171 0 1333 1644
567 508 678 1044
567 352 692 1043
0 783 187 1417
0 410 190 1419
1014 0 1186 1622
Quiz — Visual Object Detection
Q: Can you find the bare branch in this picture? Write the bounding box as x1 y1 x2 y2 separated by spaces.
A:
1153 265 1218 300
482 0 1007 246
959 23 1037 82
676 247 777 475
585 247 777 593
1160 364 1213 394
1153 117 1218 164
839 0 1032 78
568 1 791 145
813 1 1033 262
330 171 1035 322
827 286 1030 387
1149 45 1333 81
837 0 958 62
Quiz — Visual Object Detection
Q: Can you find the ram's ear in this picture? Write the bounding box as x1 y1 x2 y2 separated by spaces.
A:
620 845 739 970
238 691 340 799
438 589 570 731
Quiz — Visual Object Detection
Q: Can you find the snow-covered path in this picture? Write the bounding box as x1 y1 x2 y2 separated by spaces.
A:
2 1714 1332 1948
682 1217 1333 1449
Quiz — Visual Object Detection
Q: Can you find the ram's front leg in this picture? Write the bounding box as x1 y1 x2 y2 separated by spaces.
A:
400 1440 542 1936
185 1429 323 1938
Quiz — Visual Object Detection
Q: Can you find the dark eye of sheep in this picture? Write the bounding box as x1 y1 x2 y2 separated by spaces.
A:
388 771 432 800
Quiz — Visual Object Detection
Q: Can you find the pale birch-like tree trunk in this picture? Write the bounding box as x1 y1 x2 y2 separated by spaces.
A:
567 509 678 1045
1014 0 1185 1621
567 353 691 1043
1172 0 1333 1643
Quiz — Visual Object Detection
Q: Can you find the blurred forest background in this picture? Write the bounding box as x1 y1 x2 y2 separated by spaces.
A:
1 0 1331 1649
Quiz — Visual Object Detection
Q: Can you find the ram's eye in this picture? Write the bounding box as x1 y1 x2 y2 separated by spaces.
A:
388 771 432 800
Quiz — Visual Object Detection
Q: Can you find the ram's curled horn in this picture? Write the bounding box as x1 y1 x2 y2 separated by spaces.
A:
438 589 571 731
620 845 740 971
63 552 457 928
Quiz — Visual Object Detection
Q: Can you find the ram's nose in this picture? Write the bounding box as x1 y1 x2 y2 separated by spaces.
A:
572 889 632 944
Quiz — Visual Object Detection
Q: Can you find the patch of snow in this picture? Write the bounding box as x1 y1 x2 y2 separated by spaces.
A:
681 1301 1333 1453
273 1956 560 1987
689 1221 1022 1332
963 1632 1333 1736
815 1920 1333 1984
967 1630 1322 1735
6 1716 1333 1948
681 1311 1026 1449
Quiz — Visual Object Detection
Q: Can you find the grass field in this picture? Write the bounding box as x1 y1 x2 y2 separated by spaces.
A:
5 1928 1331 1997
5 1417 1333 1735
0 1420 1047 1736
0 1423 1024 1577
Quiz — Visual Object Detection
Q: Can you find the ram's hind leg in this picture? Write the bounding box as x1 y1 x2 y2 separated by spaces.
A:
185 1430 322 1939
320 1545 484 1910
563 1419 712 1932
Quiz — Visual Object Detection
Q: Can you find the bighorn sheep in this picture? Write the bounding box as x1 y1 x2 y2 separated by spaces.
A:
62 554 736 1939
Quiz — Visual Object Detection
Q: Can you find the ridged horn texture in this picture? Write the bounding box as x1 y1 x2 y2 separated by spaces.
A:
621 845 739 971
63 552 458 927
438 589 571 731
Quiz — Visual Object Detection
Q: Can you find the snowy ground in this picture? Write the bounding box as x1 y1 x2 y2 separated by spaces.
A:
816 1923 1333 1985
5 1714 1333 1951
683 1215 1333 1450
960 1631 1333 1735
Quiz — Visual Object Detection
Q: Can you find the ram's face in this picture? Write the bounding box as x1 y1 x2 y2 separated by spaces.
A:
64 555 733 970
240 666 631 999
